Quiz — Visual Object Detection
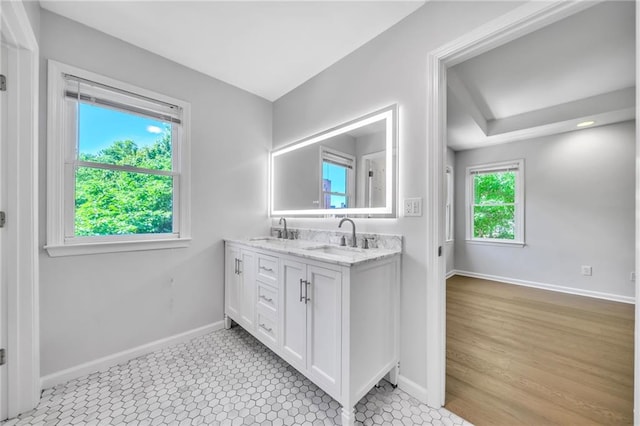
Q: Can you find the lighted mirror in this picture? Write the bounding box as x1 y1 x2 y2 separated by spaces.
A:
270 105 397 217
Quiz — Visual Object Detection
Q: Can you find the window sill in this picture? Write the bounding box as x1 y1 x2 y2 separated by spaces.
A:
465 239 525 248
44 237 192 257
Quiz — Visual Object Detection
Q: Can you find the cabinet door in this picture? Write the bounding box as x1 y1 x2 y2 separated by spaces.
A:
281 259 307 371
238 250 256 330
225 245 241 321
306 265 341 396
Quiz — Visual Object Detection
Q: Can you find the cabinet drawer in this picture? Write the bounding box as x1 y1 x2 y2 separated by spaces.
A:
256 308 277 346
257 254 278 284
257 282 278 313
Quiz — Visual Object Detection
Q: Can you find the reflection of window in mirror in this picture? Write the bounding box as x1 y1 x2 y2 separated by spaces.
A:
320 147 355 209
445 166 454 241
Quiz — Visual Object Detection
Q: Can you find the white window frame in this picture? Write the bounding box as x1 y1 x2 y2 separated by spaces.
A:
445 166 454 242
45 60 191 257
465 159 524 246
319 147 355 209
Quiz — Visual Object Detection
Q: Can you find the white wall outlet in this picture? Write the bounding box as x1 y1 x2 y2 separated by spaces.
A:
581 265 592 276
404 198 422 217
403 199 412 215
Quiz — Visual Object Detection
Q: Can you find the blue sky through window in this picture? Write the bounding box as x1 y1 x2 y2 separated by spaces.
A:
78 103 168 155
322 162 348 208
322 162 347 193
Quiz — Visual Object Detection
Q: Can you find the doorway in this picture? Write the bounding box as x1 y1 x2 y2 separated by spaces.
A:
0 1 40 419
425 0 639 421
0 36 8 421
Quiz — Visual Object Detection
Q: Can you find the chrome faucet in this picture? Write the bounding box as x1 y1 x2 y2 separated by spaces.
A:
338 218 357 248
278 217 287 239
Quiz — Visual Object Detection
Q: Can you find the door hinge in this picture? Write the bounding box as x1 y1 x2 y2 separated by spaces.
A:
0 211 5 228
0 75 6 92
0 348 6 366
438 245 442 257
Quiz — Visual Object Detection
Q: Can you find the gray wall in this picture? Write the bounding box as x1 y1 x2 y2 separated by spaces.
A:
453 121 635 299
23 0 40 42
272 1 522 395
38 10 272 376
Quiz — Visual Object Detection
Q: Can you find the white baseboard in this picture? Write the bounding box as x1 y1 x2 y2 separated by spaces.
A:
41 321 224 390
397 374 428 404
452 270 635 304
445 270 456 279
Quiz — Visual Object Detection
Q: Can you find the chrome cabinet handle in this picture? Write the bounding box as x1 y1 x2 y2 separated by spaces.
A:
237 259 242 275
234 258 238 275
305 280 311 304
299 278 304 302
260 295 274 303
260 266 274 273
259 323 273 333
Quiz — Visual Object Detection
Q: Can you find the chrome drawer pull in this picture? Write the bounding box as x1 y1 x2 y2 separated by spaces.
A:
259 323 273 333
260 295 274 303
260 266 275 273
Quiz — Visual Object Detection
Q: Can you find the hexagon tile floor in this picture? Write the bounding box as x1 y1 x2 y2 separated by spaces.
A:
3 327 471 426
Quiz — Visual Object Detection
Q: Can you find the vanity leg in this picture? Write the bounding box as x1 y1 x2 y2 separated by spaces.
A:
388 361 400 388
341 406 355 426
224 314 232 330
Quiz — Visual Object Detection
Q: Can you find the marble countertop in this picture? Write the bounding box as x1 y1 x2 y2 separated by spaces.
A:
225 237 401 266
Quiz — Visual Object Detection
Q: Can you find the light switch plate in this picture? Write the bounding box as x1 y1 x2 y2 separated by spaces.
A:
404 198 422 217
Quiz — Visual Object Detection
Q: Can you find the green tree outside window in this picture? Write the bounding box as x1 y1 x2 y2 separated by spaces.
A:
472 171 516 240
75 130 174 236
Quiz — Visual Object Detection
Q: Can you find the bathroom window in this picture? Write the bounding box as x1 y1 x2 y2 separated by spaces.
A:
46 61 191 256
320 148 355 209
466 160 524 245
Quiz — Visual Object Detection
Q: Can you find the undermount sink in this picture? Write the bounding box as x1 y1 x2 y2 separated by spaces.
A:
250 237 285 243
303 245 366 256
249 237 315 249
235 236 399 266
250 237 294 244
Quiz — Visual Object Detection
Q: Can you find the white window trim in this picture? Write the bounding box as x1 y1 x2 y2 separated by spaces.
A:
445 166 454 242
45 60 191 257
465 159 525 246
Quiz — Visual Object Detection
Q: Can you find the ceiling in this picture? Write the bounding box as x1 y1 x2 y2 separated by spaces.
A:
40 0 425 101
447 1 636 151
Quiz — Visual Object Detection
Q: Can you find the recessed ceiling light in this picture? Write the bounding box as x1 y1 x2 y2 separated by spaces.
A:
576 120 595 128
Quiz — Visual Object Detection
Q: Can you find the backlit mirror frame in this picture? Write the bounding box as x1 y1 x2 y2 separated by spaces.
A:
270 104 398 217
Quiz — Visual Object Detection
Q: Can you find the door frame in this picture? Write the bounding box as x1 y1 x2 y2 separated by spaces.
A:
424 0 625 410
0 0 40 418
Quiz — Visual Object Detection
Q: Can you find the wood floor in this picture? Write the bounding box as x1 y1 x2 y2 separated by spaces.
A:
445 275 634 425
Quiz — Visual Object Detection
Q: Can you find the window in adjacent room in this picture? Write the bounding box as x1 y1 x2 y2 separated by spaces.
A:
46 60 191 256
320 147 355 209
466 160 524 244
445 166 454 242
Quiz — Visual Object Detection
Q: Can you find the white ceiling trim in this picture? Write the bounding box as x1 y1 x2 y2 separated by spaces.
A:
447 86 636 151
488 87 635 136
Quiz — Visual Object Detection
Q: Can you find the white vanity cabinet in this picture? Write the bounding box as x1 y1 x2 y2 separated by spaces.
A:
224 240 401 426
281 258 342 399
224 244 256 331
